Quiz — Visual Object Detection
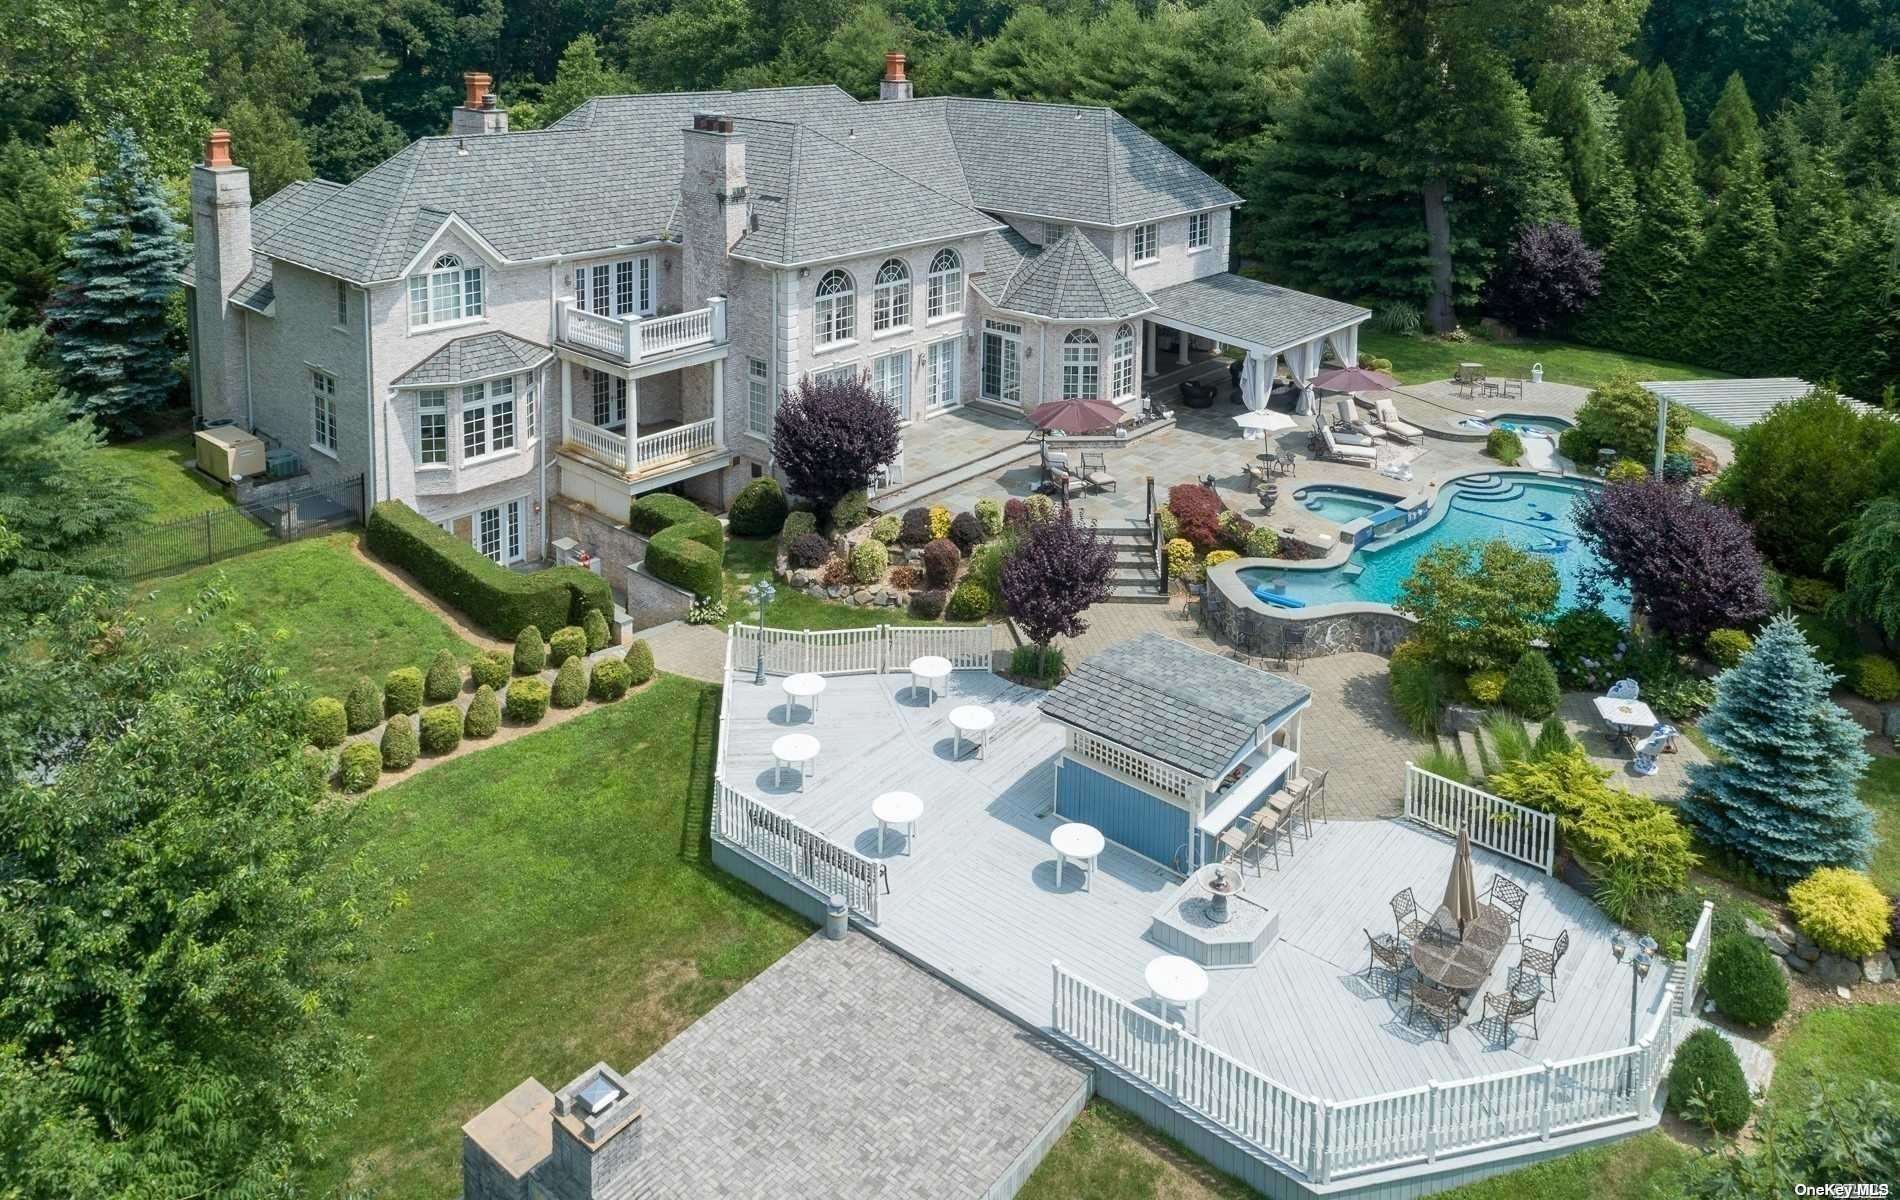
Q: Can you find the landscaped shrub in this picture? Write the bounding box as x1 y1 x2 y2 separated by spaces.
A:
1389 656 1447 736
383 667 423 716
338 742 381 792
551 657 586 708
1488 747 1696 894
1706 933 1789 1028
1532 716 1575 760
464 685 500 738
624 639 655 685
1024 494 1056 524
505 678 550 723
787 532 830 569
1486 427 1524 465
305 697 346 748
974 498 1004 538
632 493 725 599
1576 374 1688 463
847 538 888 585
513 626 546 675
366 501 610 639
1397 539 1560 671
1165 537 1197 582
1003 498 1029 528
781 510 818 542
344 676 382 733
1606 458 1648 482
1203 549 1238 572
1168 483 1224 549
589 658 631 701
1575 476 1773 641
728 477 788 536
829 488 870 533
949 511 986 554
423 649 461 703
628 493 717 545
1242 525 1279 558
1706 628 1753 669
380 713 418 771
548 625 587 667
1788 577 1839 613
1466 668 1509 705
1009 643 1065 682
1851 654 1900 702
1725 388 1899 578
890 565 921 589
582 607 611 654
1663 451 1694 481
870 513 900 544
1787 868 1890 956
1157 506 1180 544
900 507 933 546
470 650 510 691
928 505 951 541
909 588 947 619
946 579 991 621
1666 1027 1752 1133
1546 607 1624 688
1558 427 1596 465
969 541 1009 601
1501 650 1561 719
923 538 961 588
419 704 462 755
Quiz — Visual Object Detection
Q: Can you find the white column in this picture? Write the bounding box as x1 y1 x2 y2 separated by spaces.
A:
560 359 573 446
711 356 725 450
1143 320 1158 377
625 371 639 472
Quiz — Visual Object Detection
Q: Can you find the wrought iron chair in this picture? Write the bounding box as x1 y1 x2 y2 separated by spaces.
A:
1407 978 1462 1042
1364 928 1410 993
1518 929 1571 1001
1482 874 1528 942
1390 887 1427 942
1483 968 1542 1042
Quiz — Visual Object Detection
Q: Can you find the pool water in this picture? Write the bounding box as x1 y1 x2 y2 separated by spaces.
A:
1293 485 1398 524
1490 414 1574 438
1240 474 1626 617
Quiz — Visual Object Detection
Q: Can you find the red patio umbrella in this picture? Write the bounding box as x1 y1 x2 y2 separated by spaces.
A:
1312 365 1399 394
1027 397 1125 435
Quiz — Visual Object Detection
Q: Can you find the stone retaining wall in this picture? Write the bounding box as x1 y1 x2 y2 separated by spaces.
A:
1744 916 1898 989
1201 573 1412 659
549 497 649 601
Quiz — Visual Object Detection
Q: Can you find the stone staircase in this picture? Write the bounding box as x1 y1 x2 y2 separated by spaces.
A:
1098 522 1167 604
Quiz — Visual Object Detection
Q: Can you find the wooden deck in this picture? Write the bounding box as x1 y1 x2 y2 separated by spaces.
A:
720 669 1673 1103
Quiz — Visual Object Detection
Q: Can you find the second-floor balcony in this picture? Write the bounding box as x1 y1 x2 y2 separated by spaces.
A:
558 297 728 365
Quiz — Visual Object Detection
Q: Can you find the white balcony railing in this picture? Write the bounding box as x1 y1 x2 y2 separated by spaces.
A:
633 417 719 469
558 297 727 363
564 416 628 468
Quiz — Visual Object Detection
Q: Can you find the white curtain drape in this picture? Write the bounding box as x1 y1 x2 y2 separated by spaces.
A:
1243 351 1276 413
1286 337 1326 415
1327 325 1360 371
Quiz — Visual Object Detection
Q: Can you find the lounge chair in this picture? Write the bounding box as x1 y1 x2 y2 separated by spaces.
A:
1040 449 1086 499
1330 395 1380 439
1370 397 1424 445
1080 449 1117 493
1318 425 1377 467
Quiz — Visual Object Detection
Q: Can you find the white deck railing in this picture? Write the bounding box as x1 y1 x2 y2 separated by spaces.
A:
713 781 881 922
1680 899 1714 1016
633 417 719 469
1403 764 1556 875
640 307 715 355
564 416 628 468
558 297 727 363
728 623 992 678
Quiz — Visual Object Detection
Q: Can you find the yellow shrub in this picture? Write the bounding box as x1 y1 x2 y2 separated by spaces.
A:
928 505 952 540
1466 669 1508 705
1488 748 1696 894
1165 538 1198 582
1787 868 1889 957
1204 550 1239 571
1390 639 1437 669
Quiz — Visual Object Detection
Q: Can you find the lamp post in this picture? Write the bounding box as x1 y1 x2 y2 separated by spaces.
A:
747 580 776 685
1611 931 1657 1095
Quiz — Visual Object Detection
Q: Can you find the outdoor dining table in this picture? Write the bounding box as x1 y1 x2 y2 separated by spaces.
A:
948 704 995 760
1594 695 1658 749
1410 905 1510 992
1145 954 1211 1034
909 655 952 704
871 790 923 856
781 672 826 723
771 732 820 790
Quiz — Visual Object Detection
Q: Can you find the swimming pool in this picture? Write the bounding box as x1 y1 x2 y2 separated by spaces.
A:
1489 413 1574 438
1292 484 1402 524
1239 473 1626 617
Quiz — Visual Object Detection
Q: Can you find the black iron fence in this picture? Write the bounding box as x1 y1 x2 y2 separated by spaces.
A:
96 474 366 579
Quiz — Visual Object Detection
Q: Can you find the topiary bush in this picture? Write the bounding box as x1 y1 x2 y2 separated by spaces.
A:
900 507 933 546
829 488 870 533
513 626 547 675
1466 668 1509 705
949 511 986 554
869 513 900 544
1003 498 1029 528
1165 537 1197 582
345 676 382 733
1706 933 1789 1028
419 704 462 755
338 742 381 792
1851 654 1900 702
470 650 510 691
589 658 631 701
464 685 500 738
624 639 655 685
974 498 1004 538
383 667 423 716
946 579 991 621
582 607 611 654
632 493 725 599
306 697 347 748
423 648 461 703
729 477 789 536
909 588 947 620
1666 1027 1752 1133
380 713 418 770
1787 868 1890 956
847 538 888 585
505 678 550 723
781 509 818 542
1501 649 1561 718
1486 427 1524 465
548 625 587 667
1706 628 1753 669
923 538 961 589
928 505 952 540
787 532 830 569
550 657 586 708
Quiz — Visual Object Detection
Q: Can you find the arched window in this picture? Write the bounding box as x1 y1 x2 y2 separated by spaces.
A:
409 252 484 330
926 248 962 318
1062 329 1100 400
873 258 911 332
1112 323 1136 399
814 269 855 345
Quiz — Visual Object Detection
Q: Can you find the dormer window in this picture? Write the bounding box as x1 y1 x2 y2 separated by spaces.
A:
408 253 485 330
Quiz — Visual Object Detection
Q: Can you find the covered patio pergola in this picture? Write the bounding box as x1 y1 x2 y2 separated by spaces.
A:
1146 273 1371 417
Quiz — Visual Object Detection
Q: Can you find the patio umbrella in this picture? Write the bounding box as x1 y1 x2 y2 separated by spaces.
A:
1231 410 1298 434
1443 828 1480 937
1312 365 1399 394
1027 397 1124 435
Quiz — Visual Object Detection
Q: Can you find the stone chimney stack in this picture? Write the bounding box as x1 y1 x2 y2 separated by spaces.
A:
188 129 251 425
451 71 509 136
879 52 913 101
545 1063 645 1200
678 111 747 304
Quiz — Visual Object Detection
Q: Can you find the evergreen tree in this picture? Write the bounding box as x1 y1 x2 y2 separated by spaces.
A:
1533 70 1638 253
0 129 93 323
1683 614 1874 882
1848 200 1900 404
1691 113 1779 369
1697 72 1761 198
1843 58 1900 197
46 126 185 436
1586 71 1701 357
223 97 313 200
508 33 625 130
1775 154 1858 382
309 94 410 183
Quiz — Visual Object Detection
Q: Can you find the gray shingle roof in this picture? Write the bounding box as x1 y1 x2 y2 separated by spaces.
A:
391 331 551 387
220 179 346 312
1040 633 1311 780
1151 274 1371 355
990 227 1155 321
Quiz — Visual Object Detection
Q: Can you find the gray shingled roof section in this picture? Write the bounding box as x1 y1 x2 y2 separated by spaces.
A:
1151 274 1371 355
997 228 1154 321
1040 632 1312 780
970 227 1037 307
215 180 346 311
391 331 551 387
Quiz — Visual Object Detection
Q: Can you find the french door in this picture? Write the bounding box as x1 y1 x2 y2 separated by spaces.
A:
474 499 525 565
982 321 1022 407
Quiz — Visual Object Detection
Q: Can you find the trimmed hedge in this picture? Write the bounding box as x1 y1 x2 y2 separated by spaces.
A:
505 678 550 722
910 588 947 619
420 704 462 755
974 498 1003 538
949 512 986 554
582 608 611 654
366 500 610 640
631 493 725 599
339 743 381 792
624 639 655 685
781 510 818 542
549 625 587 666
899 507 933 546
644 537 722 597
513 626 546 675
590 658 631 701
870 513 900 544
464 685 500 738
344 676 382 733
729 477 788 537
470 650 510 691
551 657 586 708
384 667 423 716
787 532 830 569
1706 933 1788 1028
1665 1027 1751 1133
424 649 461 703
306 697 346 748
847 539 888 584
923 538 961 589
381 713 418 770
629 494 718 545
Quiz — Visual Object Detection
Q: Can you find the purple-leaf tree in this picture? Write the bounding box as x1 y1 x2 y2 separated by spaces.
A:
770 373 901 514
1484 222 1603 334
1000 507 1115 666
1574 476 1772 639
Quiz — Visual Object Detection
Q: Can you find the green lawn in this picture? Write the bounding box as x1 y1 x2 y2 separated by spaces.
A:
1768 1004 1900 1110
722 535 942 630
132 533 476 699
1863 755 1900 895
1020 1102 1259 1200
95 425 241 524
1361 330 1726 392
305 679 809 1198
1433 1131 1693 1200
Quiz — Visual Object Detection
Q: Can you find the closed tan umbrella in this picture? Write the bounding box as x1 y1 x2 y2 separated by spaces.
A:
1443 828 1479 937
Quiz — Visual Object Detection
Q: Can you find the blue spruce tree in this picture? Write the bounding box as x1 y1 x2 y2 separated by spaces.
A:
48 126 185 436
1682 614 1873 881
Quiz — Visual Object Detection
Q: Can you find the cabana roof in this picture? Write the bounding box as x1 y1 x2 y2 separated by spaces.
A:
1040 633 1310 779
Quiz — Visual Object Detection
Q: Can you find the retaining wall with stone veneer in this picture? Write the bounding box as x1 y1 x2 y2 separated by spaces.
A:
1203 559 1413 659
1745 917 1899 989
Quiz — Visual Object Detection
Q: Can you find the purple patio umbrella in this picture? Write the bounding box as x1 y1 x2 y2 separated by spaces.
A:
1312 365 1400 394
1027 397 1125 435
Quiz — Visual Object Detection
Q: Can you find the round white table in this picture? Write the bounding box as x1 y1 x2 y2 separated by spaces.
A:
909 655 953 704
1145 954 1211 1033
1050 822 1105 893
782 672 827 723
872 791 923 856
948 704 996 760
771 733 820 790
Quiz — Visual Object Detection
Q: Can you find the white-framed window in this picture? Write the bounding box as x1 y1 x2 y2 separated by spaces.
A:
814 269 855 345
1187 212 1211 250
333 279 349 327
747 357 771 435
418 389 448 465
407 253 484 329
523 378 536 441
926 248 962 319
474 499 525 564
871 349 910 420
462 376 517 461
872 259 911 333
1112 323 1136 399
982 319 1022 406
311 368 338 452
1062 329 1100 400
1132 224 1158 263
576 257 654 317
589 369 628 429
812 363 856 387
926 338 959 409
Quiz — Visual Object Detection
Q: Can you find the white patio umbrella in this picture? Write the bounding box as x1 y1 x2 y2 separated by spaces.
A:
1231 410 1298 434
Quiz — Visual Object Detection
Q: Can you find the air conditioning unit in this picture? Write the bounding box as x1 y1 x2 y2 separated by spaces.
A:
265 447 302 479
194 426 267 483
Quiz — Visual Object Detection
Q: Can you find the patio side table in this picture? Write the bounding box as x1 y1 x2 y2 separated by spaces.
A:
909 655 953 704
781 672 826 723
1051 822 1105 892
771 733 820 790
1145 955 1211 1034
949 704 996 760
871 791 923 856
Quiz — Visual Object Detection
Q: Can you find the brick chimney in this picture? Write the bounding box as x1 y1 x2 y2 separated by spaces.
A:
188 129 251 424
679 111 747 304
879 51 913 101
451 71 509 136
544 1063 645 1200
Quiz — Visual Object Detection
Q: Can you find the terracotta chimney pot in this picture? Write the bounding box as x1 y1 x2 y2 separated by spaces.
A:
204 129 234 168
883 52 907 82
463 71 493 109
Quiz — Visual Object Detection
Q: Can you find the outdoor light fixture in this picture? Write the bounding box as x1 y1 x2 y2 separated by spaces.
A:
747 580 776 684
1611 932 1658 1096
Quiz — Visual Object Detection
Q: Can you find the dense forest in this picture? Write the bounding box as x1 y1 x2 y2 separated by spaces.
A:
2 0 1899 399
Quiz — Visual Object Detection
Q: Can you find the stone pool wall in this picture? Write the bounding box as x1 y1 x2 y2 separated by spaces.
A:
1202 567 1413 659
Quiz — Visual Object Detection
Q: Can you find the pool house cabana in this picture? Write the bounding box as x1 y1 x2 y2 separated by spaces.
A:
1040 634 1314 873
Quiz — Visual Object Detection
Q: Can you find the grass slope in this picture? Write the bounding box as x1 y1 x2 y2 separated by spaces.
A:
1432 1131 1693 1200
95 426 240 524
1020 1102 1259 1200
1863 755 1900 895
306 679 809 1197
1361 330 1725 392
133 533 475 698
1768 1004 1900 1109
